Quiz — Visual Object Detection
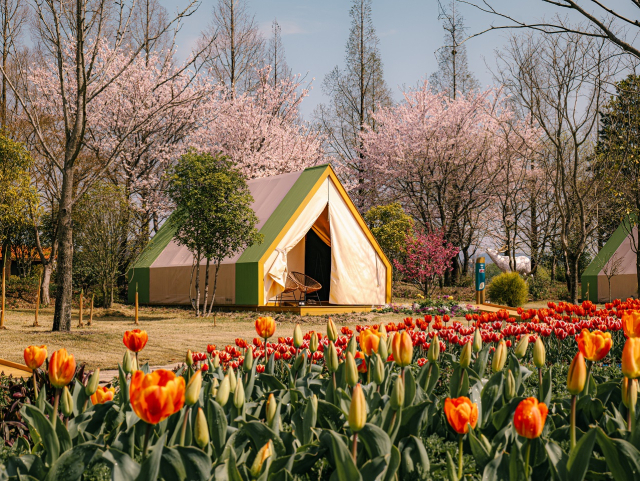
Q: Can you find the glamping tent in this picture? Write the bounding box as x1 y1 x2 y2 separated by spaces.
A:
582 217 638 302
128 164 391 309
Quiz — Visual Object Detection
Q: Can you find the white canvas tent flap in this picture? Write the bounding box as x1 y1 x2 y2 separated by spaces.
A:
264 179 330 301
327 181 385 304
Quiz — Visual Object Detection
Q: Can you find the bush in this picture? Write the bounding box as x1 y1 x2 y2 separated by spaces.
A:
528 266 551 301
487 272 529 307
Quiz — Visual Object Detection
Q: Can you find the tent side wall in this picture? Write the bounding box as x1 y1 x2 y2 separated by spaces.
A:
127 217 178 304
235 165 329 305
581 216 634 302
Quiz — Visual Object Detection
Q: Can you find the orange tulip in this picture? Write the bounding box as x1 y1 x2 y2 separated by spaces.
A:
48 348 76 388
391 331 413 367
129 369 185 424
622 337 640 379
123 329 148 353
24 345 47 370
514 397 548 439
255 317 276 339
91 386 115 405
444 396 478 434
623 310 640 338
354 351 367 373
576 329 613 361
359 329 382 356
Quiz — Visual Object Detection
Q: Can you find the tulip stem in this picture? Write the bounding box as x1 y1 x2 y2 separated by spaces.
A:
135 352 139 372
458 368 465 397
630 398 637 433
32 373 38 399
570 394 577 450
180 407 191 447
82 398 88 413
52 389 60 431
143 423 152 460
538 368 543 401
264 337 268 368
351 432 358 462
583 361 593 396
524 439 531 479
457 434 464 479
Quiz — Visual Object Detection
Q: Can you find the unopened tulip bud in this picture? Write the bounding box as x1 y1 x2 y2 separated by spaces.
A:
427 335 440 363
492 340 507 373
346 352 358 387
131 354 138 373
392 330 413 367
325 341 339 373
348 384 367 432
515 336 529 359
310 332 319 353
122 350 133 374
459 342 472 369
390 376 405 411
473 329 483 353
186 349 194 367
212 354 220 369
373 354 385 385
386 334 394 356
234 373 245 409
185 370 202 406
61 386 74 417
567 352 587 395
266 393 277 426
533 337 546 368
250 441 273 478
505 370 516 401
210 378 219 398
378 336 388 361
228 367 236 393
623 377 638 408
327 318 337 342
194 407 210 448
346 335 357 357
85 368 100 396
244 346 253 373
216 374 230 406
293 324 303 349
379 324 388 339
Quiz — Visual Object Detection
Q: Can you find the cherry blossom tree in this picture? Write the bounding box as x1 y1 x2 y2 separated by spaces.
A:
196 69 326 179
394 229 460 298
4 0 205 331
360 81 538 283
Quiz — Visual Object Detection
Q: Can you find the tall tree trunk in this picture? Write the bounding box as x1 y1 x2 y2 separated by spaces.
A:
40 261 53 306
202 258 210 318
207 260 222 318
194 252 201 317
52 166 75 332
462 247 470 278
567 256 579 304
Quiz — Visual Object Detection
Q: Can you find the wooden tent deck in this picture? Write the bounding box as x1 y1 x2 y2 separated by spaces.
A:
215 304 374 316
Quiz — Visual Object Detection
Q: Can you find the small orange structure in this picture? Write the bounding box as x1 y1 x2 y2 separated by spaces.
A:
0 358 32 378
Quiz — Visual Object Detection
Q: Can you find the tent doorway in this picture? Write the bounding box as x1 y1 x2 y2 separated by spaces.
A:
305 228 331 302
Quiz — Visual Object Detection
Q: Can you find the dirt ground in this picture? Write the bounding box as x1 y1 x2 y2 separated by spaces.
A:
0 304 415 371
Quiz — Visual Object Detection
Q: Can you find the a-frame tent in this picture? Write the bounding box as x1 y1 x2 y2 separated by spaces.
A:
582 216 638 302
128 164 392 308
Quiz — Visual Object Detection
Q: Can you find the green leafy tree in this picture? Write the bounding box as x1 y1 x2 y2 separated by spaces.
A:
73 183 132 308
0 133 36 277
364 203 414 279
167 152 262 317
598 74 640 293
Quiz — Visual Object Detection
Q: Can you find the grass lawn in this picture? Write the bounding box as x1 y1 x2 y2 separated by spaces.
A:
0 304 417 370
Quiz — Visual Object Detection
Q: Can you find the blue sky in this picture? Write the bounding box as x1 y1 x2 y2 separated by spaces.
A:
159 0 637 119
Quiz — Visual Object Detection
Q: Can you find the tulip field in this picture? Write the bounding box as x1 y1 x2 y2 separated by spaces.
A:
3 299 640 480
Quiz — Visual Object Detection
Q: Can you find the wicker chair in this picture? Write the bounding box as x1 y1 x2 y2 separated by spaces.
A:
277 274 300 306
290 271 322 304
